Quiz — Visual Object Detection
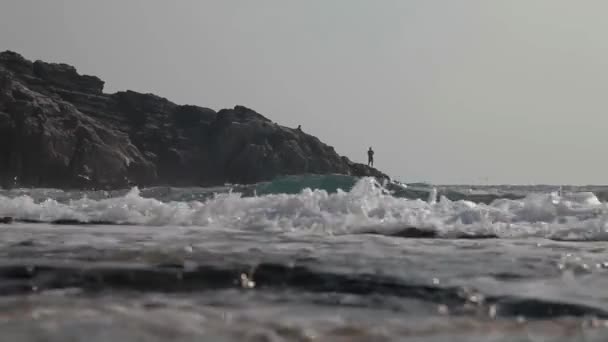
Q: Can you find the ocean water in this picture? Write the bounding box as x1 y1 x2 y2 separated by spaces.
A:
2 176 608 341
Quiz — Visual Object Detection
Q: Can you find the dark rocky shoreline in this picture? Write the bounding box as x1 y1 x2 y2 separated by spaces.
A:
0 51 388 189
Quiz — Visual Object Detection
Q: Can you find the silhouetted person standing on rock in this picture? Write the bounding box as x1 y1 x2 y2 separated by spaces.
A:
367 147 374 167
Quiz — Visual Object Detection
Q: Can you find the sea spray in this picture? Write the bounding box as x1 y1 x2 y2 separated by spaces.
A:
1 178 608 240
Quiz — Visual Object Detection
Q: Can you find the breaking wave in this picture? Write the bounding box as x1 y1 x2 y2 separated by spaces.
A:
1 177 608 240
254 174 360 195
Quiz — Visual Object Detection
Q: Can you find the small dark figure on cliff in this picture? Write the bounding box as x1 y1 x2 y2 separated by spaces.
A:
367 147 374 167
297 125 302 131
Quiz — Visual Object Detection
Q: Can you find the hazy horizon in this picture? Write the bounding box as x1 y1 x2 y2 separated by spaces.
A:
2 0 607 185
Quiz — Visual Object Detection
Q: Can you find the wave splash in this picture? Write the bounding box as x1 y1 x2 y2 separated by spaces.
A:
1 177 608 240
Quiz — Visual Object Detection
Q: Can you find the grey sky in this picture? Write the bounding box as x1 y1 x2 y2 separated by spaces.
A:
1 0 607 184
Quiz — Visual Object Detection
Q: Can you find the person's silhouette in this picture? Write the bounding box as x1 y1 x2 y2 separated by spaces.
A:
367 147 374 167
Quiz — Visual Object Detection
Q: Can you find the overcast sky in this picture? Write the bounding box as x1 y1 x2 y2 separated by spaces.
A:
2 1 607 184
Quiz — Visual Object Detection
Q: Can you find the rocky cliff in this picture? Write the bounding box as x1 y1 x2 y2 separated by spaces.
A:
0 51 388 189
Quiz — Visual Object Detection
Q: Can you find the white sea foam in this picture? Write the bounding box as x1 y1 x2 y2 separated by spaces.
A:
1 178 608 240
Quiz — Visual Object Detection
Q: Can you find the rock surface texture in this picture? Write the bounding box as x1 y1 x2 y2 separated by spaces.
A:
0 51 388 189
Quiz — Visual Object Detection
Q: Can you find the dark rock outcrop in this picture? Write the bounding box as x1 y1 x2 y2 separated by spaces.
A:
0 51 389 189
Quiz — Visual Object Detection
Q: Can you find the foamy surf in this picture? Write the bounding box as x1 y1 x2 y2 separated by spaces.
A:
2 178 608 341
1 177 608 241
